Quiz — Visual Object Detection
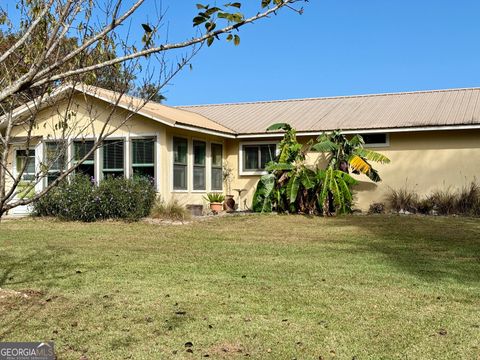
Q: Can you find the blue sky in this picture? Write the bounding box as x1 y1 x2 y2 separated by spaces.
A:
5 1 480 105
156 0 480 105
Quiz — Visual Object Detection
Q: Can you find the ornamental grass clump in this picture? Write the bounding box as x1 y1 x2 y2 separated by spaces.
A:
150 197 190 221
33 174 156 222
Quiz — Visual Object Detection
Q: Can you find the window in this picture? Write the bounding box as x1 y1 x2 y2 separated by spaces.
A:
173 137 188 190
192 140 206 191
241 143 276 173
16 149 36 181
211 143 223 191
103 139 124 178
45 141 66 185
362 133 389 147
73 140 95 178
132 138 155 180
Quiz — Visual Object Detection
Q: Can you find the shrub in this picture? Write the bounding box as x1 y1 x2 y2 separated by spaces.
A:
368 202 385 214
456 182 480 216
33 174 156 222
428 188 457 216
386 187 418 213
96 176 156 221
150 197 190 221
417 197 435 215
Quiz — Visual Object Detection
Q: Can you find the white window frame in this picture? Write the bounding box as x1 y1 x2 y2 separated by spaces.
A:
362 133 390 148
239 141 279 176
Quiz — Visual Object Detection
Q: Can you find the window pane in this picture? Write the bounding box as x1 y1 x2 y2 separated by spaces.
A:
74 140 94 163
211 168 223 191
173 164 187 190
244 146 258 170
173 137 187 164
211 143 223 167
133 166 154 178
76 164 95 178
260 144 276 169
132 138 154 165
45 142 66 171
362 133 387 145
193 166 206 190
16 150 35 180
103 171 124 179
103 140 124 170
193 141 206 166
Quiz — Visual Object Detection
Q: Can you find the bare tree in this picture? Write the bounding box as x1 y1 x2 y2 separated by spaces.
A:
0 0 305 217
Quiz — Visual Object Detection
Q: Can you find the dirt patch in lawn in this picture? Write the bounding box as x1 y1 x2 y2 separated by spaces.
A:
0 288 45 302
203 342 246 358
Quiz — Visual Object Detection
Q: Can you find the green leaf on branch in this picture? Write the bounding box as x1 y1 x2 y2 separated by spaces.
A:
141 23 153 33
225 2 242 8
193 16 207 26
233 34 240 46
261 0 272 8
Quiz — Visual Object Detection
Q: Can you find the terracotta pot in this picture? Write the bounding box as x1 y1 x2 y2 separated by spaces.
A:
210 202 223 214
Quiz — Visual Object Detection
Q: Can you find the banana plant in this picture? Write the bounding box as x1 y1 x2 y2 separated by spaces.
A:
252 123 319 213
312 131 390 182
317 166 358 214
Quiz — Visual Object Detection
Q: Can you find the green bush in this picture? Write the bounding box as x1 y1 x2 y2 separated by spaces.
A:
33 175 156 222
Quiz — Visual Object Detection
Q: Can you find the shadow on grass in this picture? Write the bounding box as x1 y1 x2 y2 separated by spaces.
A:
0 249 77 340
323 215 480 284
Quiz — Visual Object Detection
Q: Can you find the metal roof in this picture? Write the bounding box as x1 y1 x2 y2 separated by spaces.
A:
178 87 480 135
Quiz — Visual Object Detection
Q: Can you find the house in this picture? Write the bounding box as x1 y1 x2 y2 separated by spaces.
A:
4 84 480 215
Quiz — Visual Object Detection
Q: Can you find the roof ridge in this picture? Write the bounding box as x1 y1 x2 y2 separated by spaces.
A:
176 87 480 108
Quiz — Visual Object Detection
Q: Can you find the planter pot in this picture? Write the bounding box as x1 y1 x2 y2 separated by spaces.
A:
224 195 235 212
209 202 223 214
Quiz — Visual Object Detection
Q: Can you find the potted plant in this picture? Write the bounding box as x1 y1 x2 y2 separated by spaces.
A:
222 161 235 211
203 193 225 214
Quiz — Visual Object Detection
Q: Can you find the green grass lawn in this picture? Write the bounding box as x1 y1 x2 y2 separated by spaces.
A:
0 215 479 359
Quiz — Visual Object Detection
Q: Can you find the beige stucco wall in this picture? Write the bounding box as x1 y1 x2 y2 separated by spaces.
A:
7 93 480 213
227 130 480 211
